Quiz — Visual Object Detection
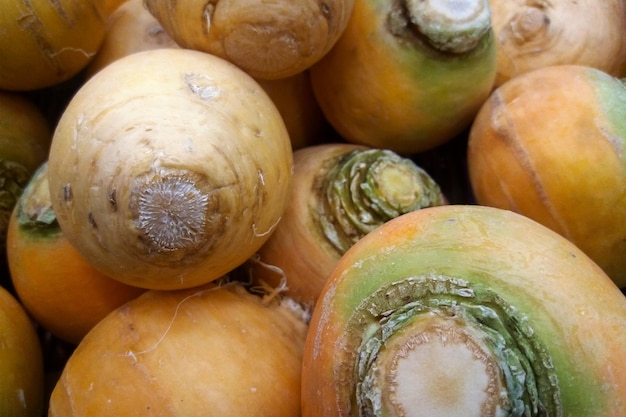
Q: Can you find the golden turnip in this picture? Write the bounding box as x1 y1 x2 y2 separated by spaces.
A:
0 0 108 91
48 281 309 417
143 0 355 79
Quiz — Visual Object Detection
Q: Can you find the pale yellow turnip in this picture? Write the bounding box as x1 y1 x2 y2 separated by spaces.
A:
489 0 626 86
47 48 293 290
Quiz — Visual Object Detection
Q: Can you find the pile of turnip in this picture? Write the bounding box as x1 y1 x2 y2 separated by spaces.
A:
1 0 625 416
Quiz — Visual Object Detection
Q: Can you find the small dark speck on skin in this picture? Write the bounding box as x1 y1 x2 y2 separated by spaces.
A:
569 252 576 258
88 212 97 229
109 189 117 212
321 2 331 18
63 184 72 202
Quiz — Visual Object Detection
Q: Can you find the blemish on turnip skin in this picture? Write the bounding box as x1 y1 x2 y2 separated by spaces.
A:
184 73 220 101
17 388 25 408
88 212 97 229
63 184 72 202
321 2 332 19
109 189 118 211
203 2 216 34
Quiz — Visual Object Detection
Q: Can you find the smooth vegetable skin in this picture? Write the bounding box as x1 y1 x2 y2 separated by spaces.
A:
86 0 181 78
489 0 626 87
251 143 445 305
49 281 309 417
0 285 44 417
47 48 293 290
302 205 626 417
255 72 328 151
310 0 497 154
8 162 145 345
85 0 323 151
144 0 355 80
0 0 107 91
468 65 626 288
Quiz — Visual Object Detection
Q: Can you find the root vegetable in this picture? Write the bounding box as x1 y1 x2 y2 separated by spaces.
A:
0 0 108 91
47 48 293 290
467 65 626 288
86 0 326 151
0 285 44 417
86 0 181 78
48 280 309 417
310 0 497 154
302 205 626 417
490 0 626 87
255 72 328 150
143 0 355 80
8 162 145 345
250 143 445 305
0 91 52 254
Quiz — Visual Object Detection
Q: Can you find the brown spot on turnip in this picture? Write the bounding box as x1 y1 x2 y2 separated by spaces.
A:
63 184 72 202
17 4 59 73
320 2 332 20
49 0 72 25
88 212 97 229
109 189 118 212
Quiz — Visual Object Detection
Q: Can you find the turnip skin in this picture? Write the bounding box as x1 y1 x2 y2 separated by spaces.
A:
85 0 324 152
47 48 293 290
468 65 626 288
251 143 445 305
302 205 626 417
0 0 108 91
0 286 45 417
490 0 626 87
254 72 328 151
7 162 146 345
0 91 52 253
48 281 309 417
86 0 181 78
143 0 355 80
310 0 497 154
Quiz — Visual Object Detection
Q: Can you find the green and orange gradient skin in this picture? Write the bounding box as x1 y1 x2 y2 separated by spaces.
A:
310 0 497 154
0 91 51 261
8 163 145 345
302 205 626 417
468 65 626 288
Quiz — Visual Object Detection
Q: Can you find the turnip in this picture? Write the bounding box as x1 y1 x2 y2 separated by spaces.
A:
47 48 293 290
48 280 309 417
85 1 326 151
8 162 145 345
310 0 497 154
86 0 181 78
490 0 626 87
251 143 445 305
143 0 355 80
302 205 626 417
0 0 109 91
0 285 44 417
0 91 52 254
468 64 626 288
254 72 328 151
